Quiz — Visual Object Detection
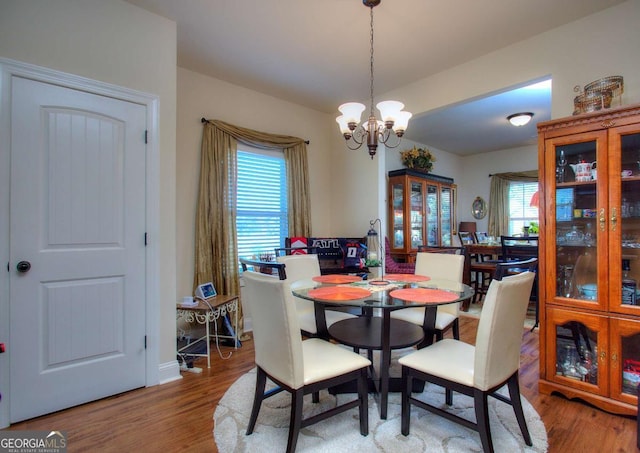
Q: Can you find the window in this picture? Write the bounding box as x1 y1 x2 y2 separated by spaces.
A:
508 181 539 235
236 148 288 260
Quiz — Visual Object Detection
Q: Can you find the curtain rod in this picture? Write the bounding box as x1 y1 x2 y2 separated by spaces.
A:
200 118 310 145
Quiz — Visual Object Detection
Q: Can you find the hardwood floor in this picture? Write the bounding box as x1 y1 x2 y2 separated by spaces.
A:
4 316 638 452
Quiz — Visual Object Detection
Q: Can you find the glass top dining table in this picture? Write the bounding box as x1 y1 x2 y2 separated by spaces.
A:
292 274 474 419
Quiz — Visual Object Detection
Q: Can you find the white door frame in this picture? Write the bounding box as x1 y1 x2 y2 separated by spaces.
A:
0 58 161 428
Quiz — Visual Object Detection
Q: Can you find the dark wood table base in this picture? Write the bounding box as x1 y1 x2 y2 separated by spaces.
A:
328 317 424 350
328 316 425 418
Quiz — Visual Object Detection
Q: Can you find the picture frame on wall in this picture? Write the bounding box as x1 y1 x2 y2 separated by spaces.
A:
471 196 487 219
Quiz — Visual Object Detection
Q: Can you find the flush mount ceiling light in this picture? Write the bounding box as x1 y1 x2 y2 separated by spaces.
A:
335 0 412 159
507 112 534 127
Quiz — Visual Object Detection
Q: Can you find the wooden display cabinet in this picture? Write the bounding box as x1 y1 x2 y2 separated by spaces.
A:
387 169 457 263
537 103 640 415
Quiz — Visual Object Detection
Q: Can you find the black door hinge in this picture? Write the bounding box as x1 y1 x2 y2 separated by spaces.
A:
144 130 148 144
144 232 148 246
144 335 147 350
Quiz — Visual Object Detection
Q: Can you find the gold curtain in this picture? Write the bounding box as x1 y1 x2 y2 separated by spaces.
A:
487 170 538 237
194 123 239 306
193 119 311 337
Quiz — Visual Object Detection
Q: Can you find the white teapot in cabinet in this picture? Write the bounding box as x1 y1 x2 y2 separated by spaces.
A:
569 161 596 182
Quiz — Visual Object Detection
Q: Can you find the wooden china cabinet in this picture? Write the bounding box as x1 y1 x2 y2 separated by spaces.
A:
537 103 640 415
387 169 457 263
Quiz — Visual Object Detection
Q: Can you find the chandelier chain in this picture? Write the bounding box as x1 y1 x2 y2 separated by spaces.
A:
335 0 410 158
369 5 375 118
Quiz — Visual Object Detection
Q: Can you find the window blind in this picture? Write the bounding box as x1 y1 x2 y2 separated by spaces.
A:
508 181 539 235
236 149 288 260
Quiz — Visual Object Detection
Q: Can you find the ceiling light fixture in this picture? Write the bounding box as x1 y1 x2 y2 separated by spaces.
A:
336 0 411 159
507 112 534 127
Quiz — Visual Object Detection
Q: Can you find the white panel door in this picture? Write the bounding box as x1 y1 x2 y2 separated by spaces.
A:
9 76 147 422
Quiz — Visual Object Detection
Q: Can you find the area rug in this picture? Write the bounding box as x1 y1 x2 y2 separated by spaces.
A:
213 367 548 452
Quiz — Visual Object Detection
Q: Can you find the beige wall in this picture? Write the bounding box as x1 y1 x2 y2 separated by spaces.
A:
382 1 640 121
176 68 334 297
0 0 178 364
456 145 539 232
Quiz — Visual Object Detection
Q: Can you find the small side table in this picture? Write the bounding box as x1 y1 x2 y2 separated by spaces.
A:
176 294 239 368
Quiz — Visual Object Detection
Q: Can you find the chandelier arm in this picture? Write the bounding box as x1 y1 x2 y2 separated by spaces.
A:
344 126 366 150
380 133 402 149
351 126 366 144
345 139 365 151
378 127 402 148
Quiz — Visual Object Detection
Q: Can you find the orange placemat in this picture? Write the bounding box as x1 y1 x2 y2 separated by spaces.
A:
383 274 431 283
307 286 371 301
312 275 363 284
390 288 458 303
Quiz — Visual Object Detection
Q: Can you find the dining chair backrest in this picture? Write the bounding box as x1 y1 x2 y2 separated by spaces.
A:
500 235 538 261
274 246 319 257
415 251 466 318
276 254 321 283
276 254 321 314
239 258 287 280
493 257 538 281
417 245 465 255
415 252 465 282
474 271 535 391
242 270 305 389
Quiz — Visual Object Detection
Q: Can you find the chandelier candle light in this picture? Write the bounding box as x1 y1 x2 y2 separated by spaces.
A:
336 0 412 159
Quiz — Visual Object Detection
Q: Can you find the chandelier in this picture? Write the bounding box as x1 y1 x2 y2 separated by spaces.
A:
335 0 412 159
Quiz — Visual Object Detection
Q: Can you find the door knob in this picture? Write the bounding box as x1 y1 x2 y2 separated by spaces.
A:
16 261 31 273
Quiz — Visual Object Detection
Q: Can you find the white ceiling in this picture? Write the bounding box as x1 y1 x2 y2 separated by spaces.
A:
125 0 624 155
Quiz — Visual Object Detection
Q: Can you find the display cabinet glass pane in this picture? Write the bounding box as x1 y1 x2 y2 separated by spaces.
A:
392 183 404 248
555 141 598 301
555 321 598 384
426 185 438 246
410 182 423 249
440 186 452 245
619 132 640 306
621 331 640 395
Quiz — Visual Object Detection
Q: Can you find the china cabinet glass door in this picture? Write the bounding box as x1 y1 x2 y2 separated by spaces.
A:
610 317 640 404
440 186 452 245
391 181 405 249
609 128 640 314
548 131 607 311
546 307 608 396
426 184 438 246
409 181 424 249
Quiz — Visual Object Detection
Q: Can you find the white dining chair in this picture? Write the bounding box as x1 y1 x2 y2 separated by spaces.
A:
242 270 371 453
390 251 465 345
277 254 356 337
398 271 536 453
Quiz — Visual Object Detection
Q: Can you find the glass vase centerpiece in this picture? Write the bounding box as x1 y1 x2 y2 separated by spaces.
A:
400 146 436 173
